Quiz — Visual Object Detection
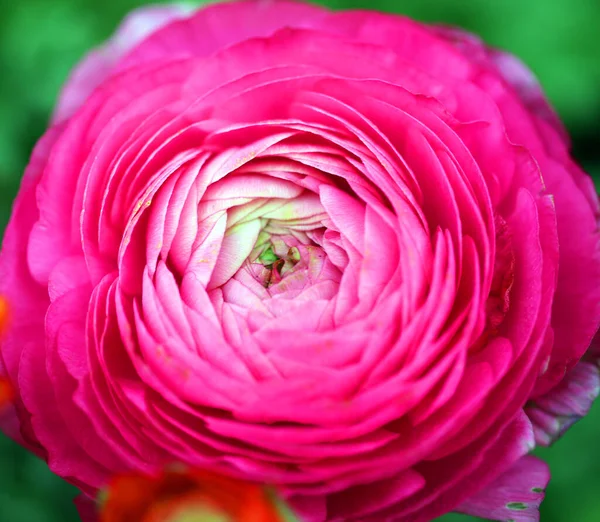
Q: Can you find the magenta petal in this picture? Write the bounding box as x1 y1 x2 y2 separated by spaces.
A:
18 331 109 489
457 455 550 522
326 469 425 521
74 494 98 522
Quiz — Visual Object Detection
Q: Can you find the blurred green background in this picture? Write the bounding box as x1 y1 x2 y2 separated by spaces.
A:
0 0 598 521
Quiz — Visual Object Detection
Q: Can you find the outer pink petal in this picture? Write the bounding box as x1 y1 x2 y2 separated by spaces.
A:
457 455 550 522
491 50 600 397
431 26 566 140
117 0 329 71
52 4 193 123
526 359 600 446
428 17 600 435
339 410 535 522
74 494 98 522
0 126 65 451
533 166 600 394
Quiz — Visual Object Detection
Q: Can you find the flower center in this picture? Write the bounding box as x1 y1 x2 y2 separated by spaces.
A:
242 225 329 293
196 188 345 320
253 233 302 287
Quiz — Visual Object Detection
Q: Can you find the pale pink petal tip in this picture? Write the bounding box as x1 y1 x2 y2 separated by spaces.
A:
457 456 550 522
527 359 600 446
52 3 194 123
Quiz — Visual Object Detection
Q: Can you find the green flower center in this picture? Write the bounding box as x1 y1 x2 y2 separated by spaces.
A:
254 239 302 288
258 245 280 266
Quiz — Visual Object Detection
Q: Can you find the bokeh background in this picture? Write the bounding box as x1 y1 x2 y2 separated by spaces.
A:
0 0 598 521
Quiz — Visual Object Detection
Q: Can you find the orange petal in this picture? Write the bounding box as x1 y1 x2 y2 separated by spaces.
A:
100 468 292 522
0 296 13 408
0 295 9 335
0 378 14 407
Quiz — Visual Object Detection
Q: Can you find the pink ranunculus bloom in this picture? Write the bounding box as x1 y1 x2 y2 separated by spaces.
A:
1 2 599 521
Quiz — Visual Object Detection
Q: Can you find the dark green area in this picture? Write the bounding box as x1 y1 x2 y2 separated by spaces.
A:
0 0 599 521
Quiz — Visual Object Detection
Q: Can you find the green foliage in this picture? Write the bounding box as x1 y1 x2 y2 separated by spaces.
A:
0 1 598 521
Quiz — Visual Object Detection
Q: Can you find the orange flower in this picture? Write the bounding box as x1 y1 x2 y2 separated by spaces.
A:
0 295 13 408
0 295 8 336
100 467 296 522
0 378 13 407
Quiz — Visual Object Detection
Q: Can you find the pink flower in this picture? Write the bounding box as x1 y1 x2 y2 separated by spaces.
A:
1 2 599 520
